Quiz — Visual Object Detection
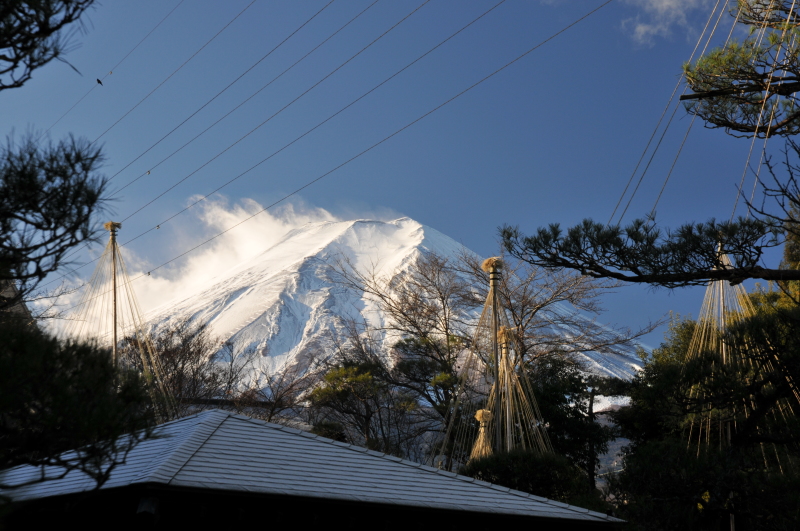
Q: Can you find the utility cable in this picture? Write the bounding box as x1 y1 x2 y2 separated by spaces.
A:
648 1 746 217
39 0 186 140
739 37 797 222
58 0 613 313
731 0 799 221
57 0 348 268
616 0 756 223
629 1 732 220
731 0 786 219
91 0 257 144
112 0 377 194
617 0 728 222
117 0 507 234
649 114 698 216
117 0 432 222
616 98 684 223
607 0 724 225
52 0 429 272
107 0 342 186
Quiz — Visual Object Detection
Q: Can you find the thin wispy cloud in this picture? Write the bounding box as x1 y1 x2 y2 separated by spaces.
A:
622 0 715 45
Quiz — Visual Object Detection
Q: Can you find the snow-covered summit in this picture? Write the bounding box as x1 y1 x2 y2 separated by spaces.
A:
145 217 643 379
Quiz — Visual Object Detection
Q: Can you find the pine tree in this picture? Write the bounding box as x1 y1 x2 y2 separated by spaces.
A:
682 0 800 138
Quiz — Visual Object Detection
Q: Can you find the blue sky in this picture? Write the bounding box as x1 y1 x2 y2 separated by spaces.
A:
2 0 782 346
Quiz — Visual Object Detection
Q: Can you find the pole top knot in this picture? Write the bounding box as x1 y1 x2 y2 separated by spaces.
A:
481 257 503 272
104 221 122 232
475 409 493 422
498 326 516 344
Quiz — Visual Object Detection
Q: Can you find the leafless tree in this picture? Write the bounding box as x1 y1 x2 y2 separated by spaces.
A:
331 253 481 421
234 358 321 425
456 250 659 364
306 322 434 460
120 318 321 425
119 319 257 418
332 249 653 408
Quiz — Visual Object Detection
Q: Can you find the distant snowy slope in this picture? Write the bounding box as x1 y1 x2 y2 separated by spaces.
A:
145 218 643 379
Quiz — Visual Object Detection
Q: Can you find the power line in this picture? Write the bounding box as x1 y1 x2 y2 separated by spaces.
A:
52 0 422 276
117 0 432 222
38 0 186 140
649 114 698 217
646 0 747 220
57 0 349 269
730 0 800 221
107 0 343 187
607 0 728 225
58 0 613 313
115 0 508 240
91 0 257 144
105 1 187 77
49 0 431 281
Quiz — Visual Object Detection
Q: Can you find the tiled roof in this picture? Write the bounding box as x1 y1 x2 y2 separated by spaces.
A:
1 410 620 524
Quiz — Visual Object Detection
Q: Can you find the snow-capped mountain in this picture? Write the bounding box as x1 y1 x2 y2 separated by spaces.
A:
145 217 643 379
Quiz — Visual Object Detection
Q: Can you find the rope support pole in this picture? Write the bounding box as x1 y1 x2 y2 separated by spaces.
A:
104 221 122 367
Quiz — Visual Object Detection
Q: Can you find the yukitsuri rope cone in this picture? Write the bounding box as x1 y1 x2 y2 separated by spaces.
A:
433 258 552 471
65 222 175 421
683 253 800 472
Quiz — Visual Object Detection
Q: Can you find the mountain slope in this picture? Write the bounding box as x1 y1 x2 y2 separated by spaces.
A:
146 218 643 379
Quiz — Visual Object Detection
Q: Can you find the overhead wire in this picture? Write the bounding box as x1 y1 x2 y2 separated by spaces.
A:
636 0 800 223
744 28 800 218
617 0 730 222
118 0 507 231
58 0 614 315
50 0 503 288
648 1 743 216
49 0 432 284
57 0 349 268
649 114 699 217
730 0 799 221
106 0 343 186
38 0 186 141
111 0 381 196
90 0 258 144
724 0 780 210
730 0 783 219
607 0 725 225
117 0 433 222
619 0 783 222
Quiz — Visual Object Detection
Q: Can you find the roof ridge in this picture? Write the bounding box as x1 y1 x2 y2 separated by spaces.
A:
408 456 599 516
242 415 614 521
136 410 232 484
424 463 602 517
2 410 621 523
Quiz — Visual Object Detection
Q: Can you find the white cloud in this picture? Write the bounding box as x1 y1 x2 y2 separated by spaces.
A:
621 0 715 45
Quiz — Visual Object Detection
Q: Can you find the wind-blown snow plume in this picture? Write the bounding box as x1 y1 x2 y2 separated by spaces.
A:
140 212 468 372
128 197 339 319
48 198 337 340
